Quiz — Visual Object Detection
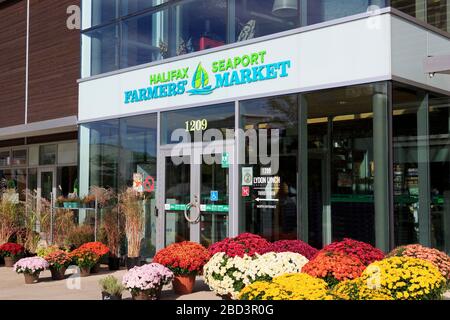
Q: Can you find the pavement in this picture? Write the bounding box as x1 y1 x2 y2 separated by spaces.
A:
0 265 220 300
1 265 449 300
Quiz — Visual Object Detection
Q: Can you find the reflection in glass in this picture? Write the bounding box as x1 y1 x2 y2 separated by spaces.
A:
87 25 119 76
161 103 235 145
121 0 168 16
165 159 191 246
429 95 450 254
173 0 227 55
39 145 57 165
121 10 169 68
240 95 298 241
91 0 119 27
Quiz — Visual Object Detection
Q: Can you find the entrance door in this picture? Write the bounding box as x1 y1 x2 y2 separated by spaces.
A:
160 141 234 247
38 168 56 202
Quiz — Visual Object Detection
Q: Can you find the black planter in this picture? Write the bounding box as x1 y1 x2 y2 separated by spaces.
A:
102 292 122 300
126 256 141 270
0 256 4 266
108 256 121 271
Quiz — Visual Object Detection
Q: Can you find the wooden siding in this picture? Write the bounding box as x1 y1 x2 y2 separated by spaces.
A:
0 0 26 127
27 0 80 123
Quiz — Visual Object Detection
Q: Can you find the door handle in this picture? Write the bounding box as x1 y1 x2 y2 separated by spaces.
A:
184 202 200 224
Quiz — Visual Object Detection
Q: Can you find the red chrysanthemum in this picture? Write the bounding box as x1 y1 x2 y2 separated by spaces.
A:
208 233 271 258
0 243 25 257
318 238 385 266
261 240 318 260
153 241 211 276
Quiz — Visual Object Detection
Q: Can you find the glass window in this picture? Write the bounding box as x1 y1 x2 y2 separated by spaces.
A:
173 0 227 55
12 149 27 166
429 94 450 254
306 83 388 248
392 84 430 247
58 166 78 197
91 0 119 27
240 95 299 241
39 144 57 165
235 0 299 41
28 168 37 192
121 9 169 68
58 142 78 165
88 120 120 190
0 150 10 167
427 0 448 31
161 103 235 144
86 24 120 76
121 0 168 16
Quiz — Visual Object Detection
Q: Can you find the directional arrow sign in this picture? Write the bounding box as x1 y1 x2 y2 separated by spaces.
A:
255 198 279 202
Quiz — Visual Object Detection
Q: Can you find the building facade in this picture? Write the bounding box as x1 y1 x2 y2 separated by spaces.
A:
0 0 80 202
78 0 450 257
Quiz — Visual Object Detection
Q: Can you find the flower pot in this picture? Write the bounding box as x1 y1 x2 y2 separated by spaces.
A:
108 256 120 271
4 256 17 268
126 256 141 270
24 273 40 284
131 287 162 300
0 256 4 266
91 262 101 273
50 267 67 280
172 275 196 295
80 267 91 277
102 292 122 300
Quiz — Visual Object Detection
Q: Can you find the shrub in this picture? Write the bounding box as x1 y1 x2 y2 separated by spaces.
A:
153 241 210 276
203 252 309 299
302 251 365 287
239 273 332 300
208 233 271 258
320 238 385 266
261 240 318 260
13 257 49 275
65 225 95 249
361 256 446 300
331 278 393 300
388 244 450 285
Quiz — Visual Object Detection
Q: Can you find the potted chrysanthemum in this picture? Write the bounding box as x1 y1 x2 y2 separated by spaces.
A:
153 241 210 295
70 247 100 277
14 257 49 284
0 243 25 267
45 249 71 280
122 263 173 300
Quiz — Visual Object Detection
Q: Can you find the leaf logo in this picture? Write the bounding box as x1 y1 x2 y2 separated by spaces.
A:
187 63 215 96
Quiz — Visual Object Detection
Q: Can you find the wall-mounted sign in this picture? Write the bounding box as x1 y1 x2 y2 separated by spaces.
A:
210 191 219 202
242 167 253 186
132 173 143 192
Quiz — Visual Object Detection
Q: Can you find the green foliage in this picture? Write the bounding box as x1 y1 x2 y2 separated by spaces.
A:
99 276 125 296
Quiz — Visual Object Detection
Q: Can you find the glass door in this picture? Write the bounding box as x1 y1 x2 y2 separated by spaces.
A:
160 142 234 247
38 168 56 202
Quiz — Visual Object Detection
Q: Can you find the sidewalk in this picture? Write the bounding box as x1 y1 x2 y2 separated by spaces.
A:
0 265 220 300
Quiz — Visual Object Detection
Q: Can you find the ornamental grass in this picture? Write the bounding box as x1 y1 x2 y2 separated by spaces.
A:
320 238 385 266
361 256 446 300
119 188 144 258
153 241 210 276
302 251 365 287
388 244 450 285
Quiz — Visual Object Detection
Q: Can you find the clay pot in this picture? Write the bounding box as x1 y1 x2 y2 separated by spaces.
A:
80 267 91 277
4 256 17 268
131 286 162 300
24 273 40 284
172 275 196 295
50 267 67 280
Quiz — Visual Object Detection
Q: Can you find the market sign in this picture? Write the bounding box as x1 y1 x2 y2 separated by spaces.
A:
124 50 291 104
200 204 229 213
